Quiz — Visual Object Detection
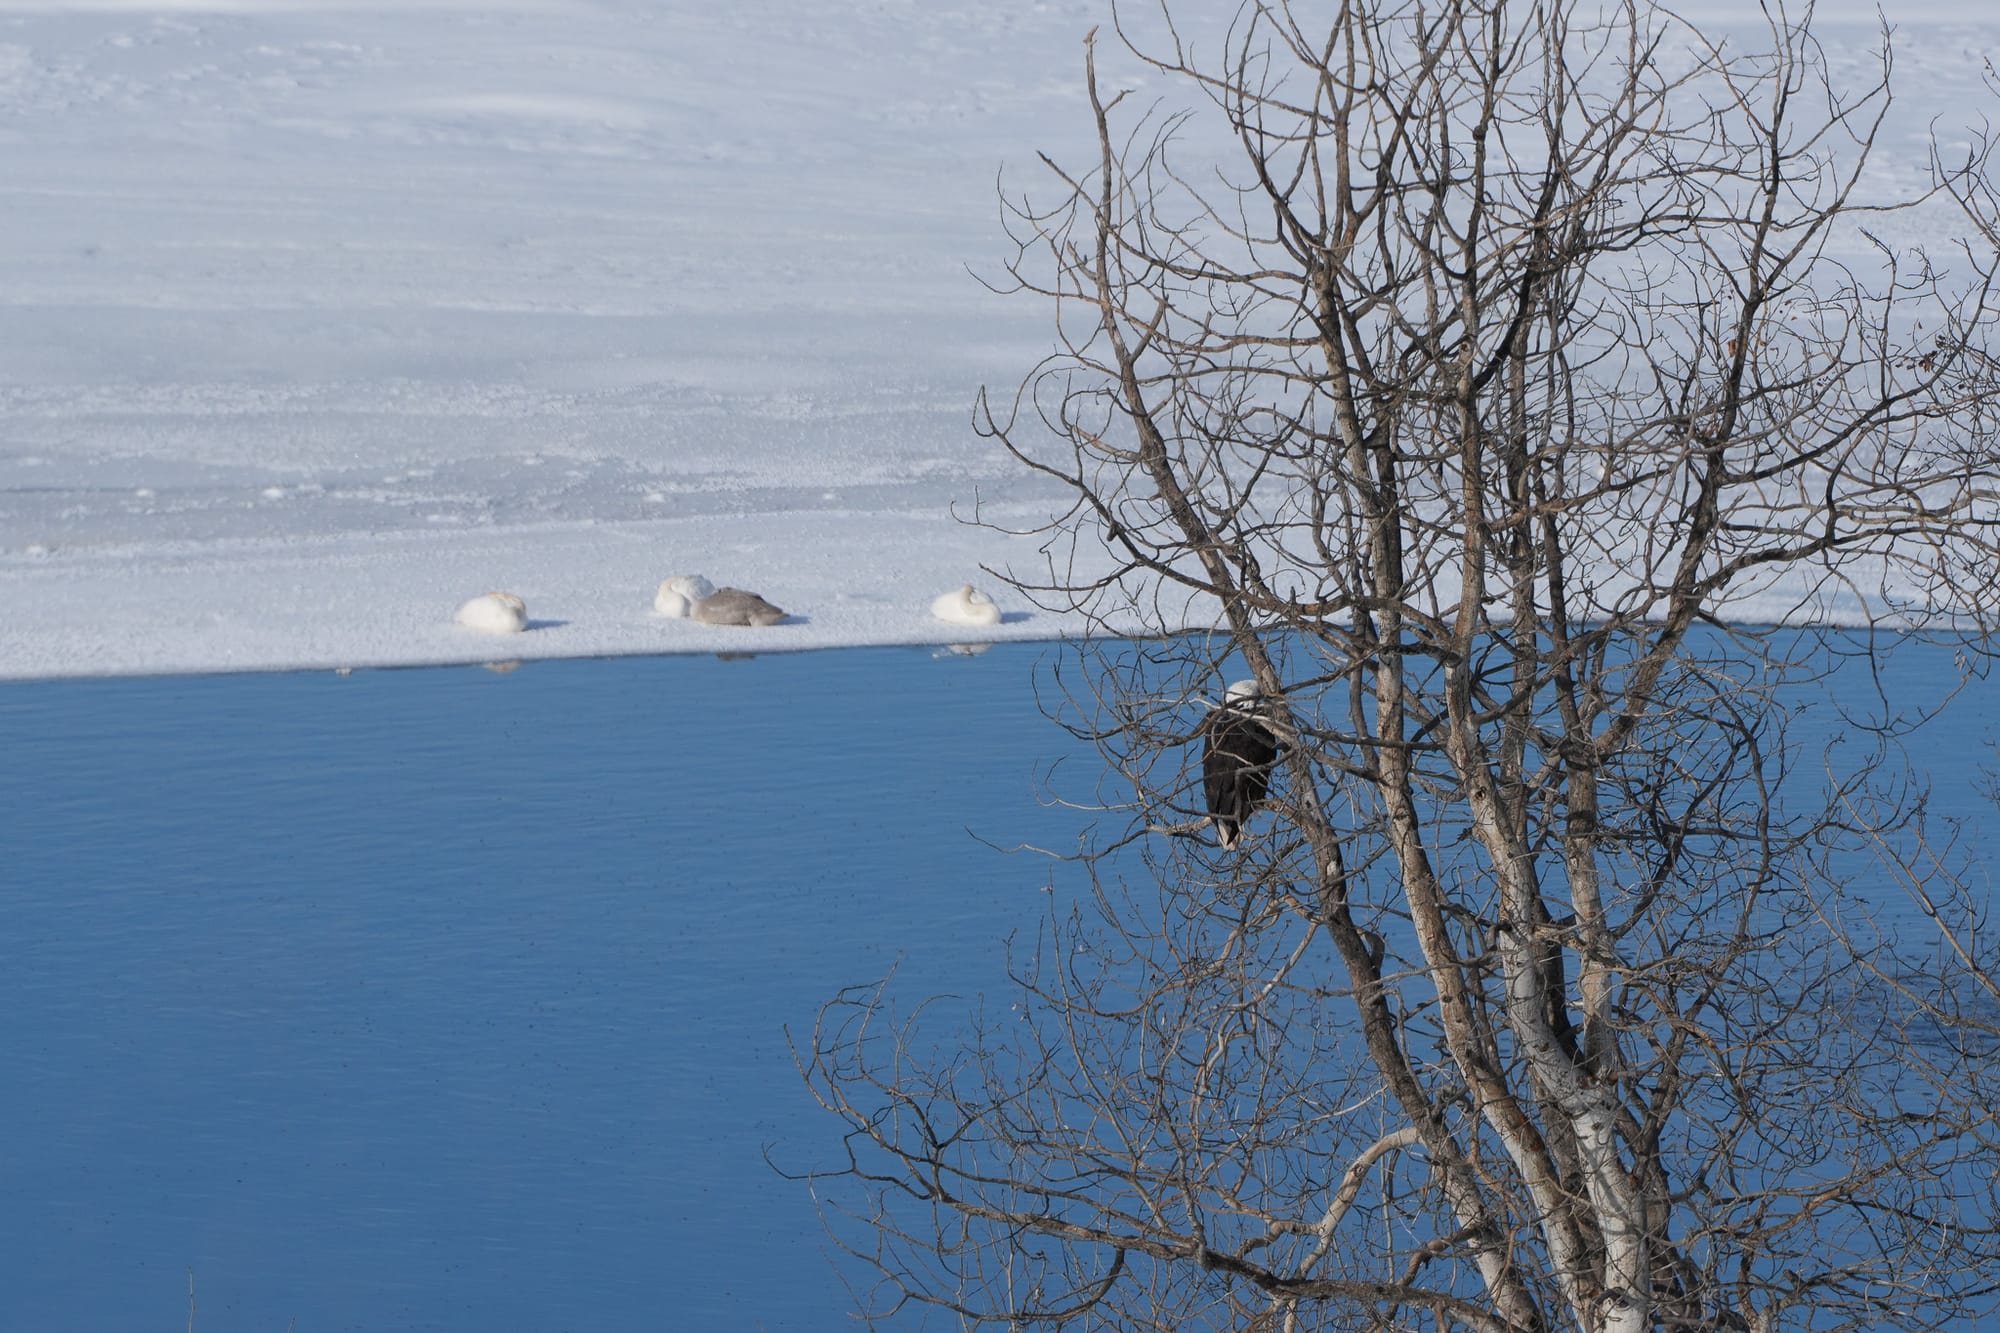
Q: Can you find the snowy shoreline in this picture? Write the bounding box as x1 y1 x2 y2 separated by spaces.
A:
0 508 1132 680
0 510 1915 684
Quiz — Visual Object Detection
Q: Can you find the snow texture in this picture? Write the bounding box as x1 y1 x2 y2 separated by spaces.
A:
0 1 1985 678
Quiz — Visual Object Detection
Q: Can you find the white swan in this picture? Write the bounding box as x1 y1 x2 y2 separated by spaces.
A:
931 584 1002 627
454 591 528 634
654 574 719 617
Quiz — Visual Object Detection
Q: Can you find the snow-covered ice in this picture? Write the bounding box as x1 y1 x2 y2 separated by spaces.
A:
0 0 1127 677
0 1 1988 678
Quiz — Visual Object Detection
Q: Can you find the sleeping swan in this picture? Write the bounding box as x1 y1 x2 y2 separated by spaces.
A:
931 584 1002 627
692 587 787 626
454 591 528 634
654 577 787 627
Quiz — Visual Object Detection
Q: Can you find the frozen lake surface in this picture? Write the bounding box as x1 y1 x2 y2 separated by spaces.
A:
0 633 1994 1331
2 2 1993 678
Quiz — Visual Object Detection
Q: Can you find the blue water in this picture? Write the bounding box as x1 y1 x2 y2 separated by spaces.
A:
2 635 1995 1332
0 647 1083 1332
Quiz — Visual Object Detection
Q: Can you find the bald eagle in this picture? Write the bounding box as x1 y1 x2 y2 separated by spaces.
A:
1203 679 1280 850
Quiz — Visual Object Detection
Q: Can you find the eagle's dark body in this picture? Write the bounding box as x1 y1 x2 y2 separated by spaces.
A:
1203 687 1280 850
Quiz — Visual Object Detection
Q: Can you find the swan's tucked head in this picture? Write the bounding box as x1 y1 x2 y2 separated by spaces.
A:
661 573 716 601
653 582 694 618
454 591 528 634
1223 678 1262 705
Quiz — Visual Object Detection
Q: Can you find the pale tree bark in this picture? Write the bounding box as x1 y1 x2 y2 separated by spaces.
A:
797 3 2000 1329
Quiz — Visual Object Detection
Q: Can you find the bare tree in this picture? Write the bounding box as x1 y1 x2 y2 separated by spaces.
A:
799 3 2000 1329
